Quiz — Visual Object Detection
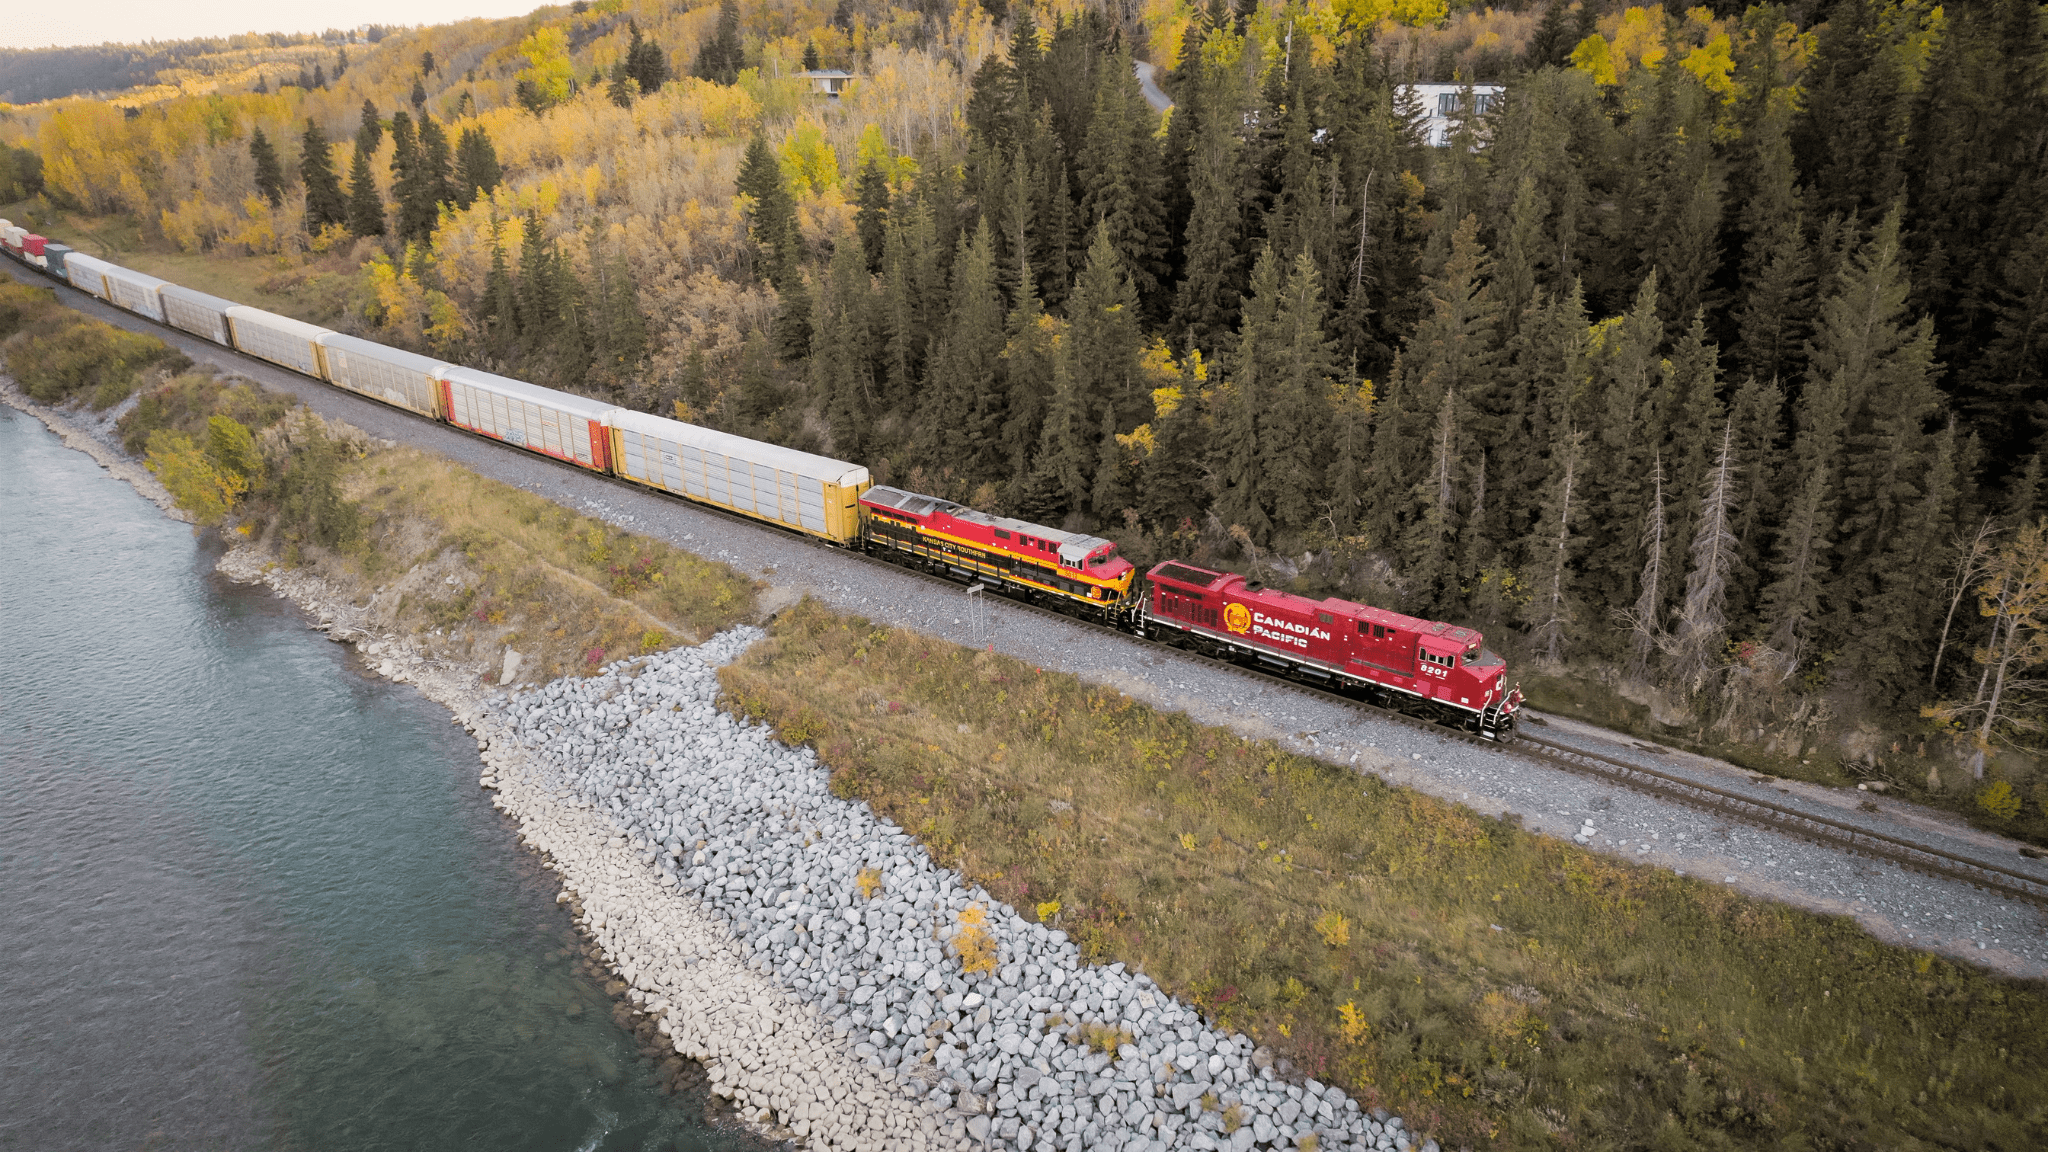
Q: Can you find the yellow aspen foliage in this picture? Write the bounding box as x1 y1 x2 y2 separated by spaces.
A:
146 429 239 525
227 195 282 255
161 196 238 253
1336 1000 1372 1046
953 902 999 974
1315 909 1351 948
1329 0 1450 32
1571 34 1621 87
1611 7 1670 71
779 121 842 196
518 26 575 109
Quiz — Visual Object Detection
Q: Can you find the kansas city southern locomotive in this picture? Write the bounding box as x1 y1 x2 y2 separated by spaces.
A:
0 222 1520 739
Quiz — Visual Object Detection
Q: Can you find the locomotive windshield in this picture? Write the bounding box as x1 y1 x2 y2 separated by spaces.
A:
1087 545 1120 566
1466 648 1504 667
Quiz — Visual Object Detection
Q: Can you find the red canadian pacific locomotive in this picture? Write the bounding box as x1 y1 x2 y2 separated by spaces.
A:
857 486 1521 739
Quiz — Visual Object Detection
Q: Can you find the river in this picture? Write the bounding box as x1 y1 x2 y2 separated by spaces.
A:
0 407 754 1151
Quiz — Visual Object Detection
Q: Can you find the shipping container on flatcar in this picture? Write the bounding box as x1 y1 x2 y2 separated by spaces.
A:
158 284 237 345
317 333 445 419
101 265 169 322
21 234 50 269
40 243 71 277
223 306 332 377
60 251 112 300
606 408 869 543
436 366 612 471
1145 561 1520 735
0 221 22 254
858 486 1136 615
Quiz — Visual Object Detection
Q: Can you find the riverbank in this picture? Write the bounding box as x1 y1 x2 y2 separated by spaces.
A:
11 378 1425 1150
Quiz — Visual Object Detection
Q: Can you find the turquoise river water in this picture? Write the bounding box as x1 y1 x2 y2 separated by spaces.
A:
0 407 757 1151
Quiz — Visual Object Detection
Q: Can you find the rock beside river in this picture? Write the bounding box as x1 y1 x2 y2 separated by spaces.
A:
467 629 1426 1152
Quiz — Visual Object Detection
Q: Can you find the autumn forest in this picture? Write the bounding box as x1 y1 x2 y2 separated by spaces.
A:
3 0 2046 824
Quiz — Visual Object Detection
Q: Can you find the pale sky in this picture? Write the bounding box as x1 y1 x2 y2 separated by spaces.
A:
4 1 547 51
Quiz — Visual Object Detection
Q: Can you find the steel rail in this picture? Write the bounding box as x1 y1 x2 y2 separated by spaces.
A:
21 260 2047 912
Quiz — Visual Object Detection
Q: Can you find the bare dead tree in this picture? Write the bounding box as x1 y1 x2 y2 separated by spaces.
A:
1932 517 2000 688
1532 428 1586 668
1671 418 1741 692
1625 453 1667 682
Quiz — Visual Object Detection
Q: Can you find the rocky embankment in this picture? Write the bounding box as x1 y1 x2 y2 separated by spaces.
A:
474 630 1427 1152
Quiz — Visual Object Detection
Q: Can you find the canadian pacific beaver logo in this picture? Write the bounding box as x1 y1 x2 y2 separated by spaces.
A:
1224 601 1251 634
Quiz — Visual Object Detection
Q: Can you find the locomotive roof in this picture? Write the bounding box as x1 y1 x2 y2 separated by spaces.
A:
1146 561 1483 645
861 486 1115 560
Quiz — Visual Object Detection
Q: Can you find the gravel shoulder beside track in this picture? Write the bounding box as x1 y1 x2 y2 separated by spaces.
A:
16 261 2046 981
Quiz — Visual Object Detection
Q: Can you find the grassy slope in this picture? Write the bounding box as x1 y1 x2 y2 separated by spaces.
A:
106 369 761 680
329 445 762 680
722 599 2048 1151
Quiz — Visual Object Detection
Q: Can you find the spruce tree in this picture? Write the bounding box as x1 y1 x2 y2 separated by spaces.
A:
919 220 1007 477
736 134 797 283
1000 262 1056 481
1845 422 1961 701
1065 224 1145 433
802 40 821 73
357 100 383 154
250 128 286 207
1078 44 1169 311
1212 247 1281 542
1259 252 1337 534
608 66 638 109
411 78 428 112
1138 356 1209 534
418 117 455 206
627 21 670 93
481 222 520 363
1814 207 1943 632
1363 216 1501 558
1170 39 1247 357
817 234 878 458
453 127 502 208
852 158 889 273
300 120 348 231
346 144 384 237
694 0 744 86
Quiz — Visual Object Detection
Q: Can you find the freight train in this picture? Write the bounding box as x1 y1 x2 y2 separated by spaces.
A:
0 222 1521 738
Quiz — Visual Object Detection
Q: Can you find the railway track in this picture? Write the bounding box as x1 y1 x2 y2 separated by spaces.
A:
27 263 2048 914
859 550 2048 912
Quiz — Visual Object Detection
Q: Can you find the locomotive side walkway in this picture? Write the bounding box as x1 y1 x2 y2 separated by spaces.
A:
12 261 2046 979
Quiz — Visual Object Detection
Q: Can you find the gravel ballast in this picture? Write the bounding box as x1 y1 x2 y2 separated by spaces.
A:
480 629 1433 1152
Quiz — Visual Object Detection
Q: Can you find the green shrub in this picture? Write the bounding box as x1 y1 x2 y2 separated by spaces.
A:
9 314 169 406
145 428 241 524
120 373 293 455
276 416 362 549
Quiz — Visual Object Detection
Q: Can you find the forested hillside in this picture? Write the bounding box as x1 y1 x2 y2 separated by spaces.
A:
3 0 2044 818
